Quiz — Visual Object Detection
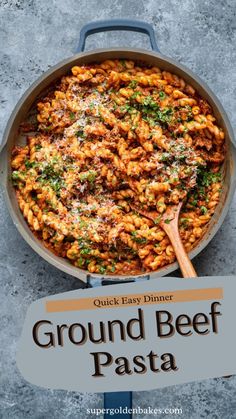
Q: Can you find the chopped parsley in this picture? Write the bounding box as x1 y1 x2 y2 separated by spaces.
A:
131 231 147 244
80 247 91 255
77 257 84 268
141 97 173 125
131 91 141 99
11 171 20 180
159 91 166 99
197 168 222 187
79 170 97 184
120 59 126 68
128 80 138 89
154 215 162 225
142 96 158 109
190 199 198 207
11 170 23 185
69 112 76 120
37 163 64 195
25 159 37 169
44 125 53 131
161 153 170 161
79 220 88 228
99 265 107 274
180 217 190 227
156 107 173 124
120 104 135 113
200 206 208 215
110 264 116 273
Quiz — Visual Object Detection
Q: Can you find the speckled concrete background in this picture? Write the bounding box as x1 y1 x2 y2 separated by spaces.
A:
0 0 236 418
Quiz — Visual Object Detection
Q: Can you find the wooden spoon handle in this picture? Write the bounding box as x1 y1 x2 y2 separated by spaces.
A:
162 222 197 278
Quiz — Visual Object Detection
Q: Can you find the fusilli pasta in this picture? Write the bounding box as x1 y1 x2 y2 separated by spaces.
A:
11 59 225 275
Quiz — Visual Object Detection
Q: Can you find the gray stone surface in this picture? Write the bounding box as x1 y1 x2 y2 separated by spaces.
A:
0 0 236 418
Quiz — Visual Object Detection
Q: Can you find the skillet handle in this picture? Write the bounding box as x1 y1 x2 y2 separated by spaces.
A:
77 19 159 52
87 273 149 419
86 273 150 288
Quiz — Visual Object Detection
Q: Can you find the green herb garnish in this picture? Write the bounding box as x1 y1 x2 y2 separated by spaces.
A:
120 59 126 68
161 153 170 161
180 217 190 227
76 130 85 138
11 171 20 180
110 264 116 273
77 257 84 268
131 231 147 244
37 163 64 195
69 112 75 120
154 215 162 225
99 265 107 274
25 159 37 169
80 247 91 255
129 80 138 89
159 91 166 99
197 168 222 187
200 206 208 215
79 170 97 184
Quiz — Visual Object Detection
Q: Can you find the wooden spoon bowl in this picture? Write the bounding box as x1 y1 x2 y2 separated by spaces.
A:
130 202 197 278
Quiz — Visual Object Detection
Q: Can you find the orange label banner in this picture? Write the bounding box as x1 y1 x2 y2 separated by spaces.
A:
46 287 223 313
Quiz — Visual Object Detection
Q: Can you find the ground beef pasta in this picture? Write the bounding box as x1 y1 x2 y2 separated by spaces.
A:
11 59 225 275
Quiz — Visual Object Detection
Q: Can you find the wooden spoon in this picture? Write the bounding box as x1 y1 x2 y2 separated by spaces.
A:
130 202 197 278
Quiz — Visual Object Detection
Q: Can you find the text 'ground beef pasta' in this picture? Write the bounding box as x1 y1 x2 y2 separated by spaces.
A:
11 59 225 275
